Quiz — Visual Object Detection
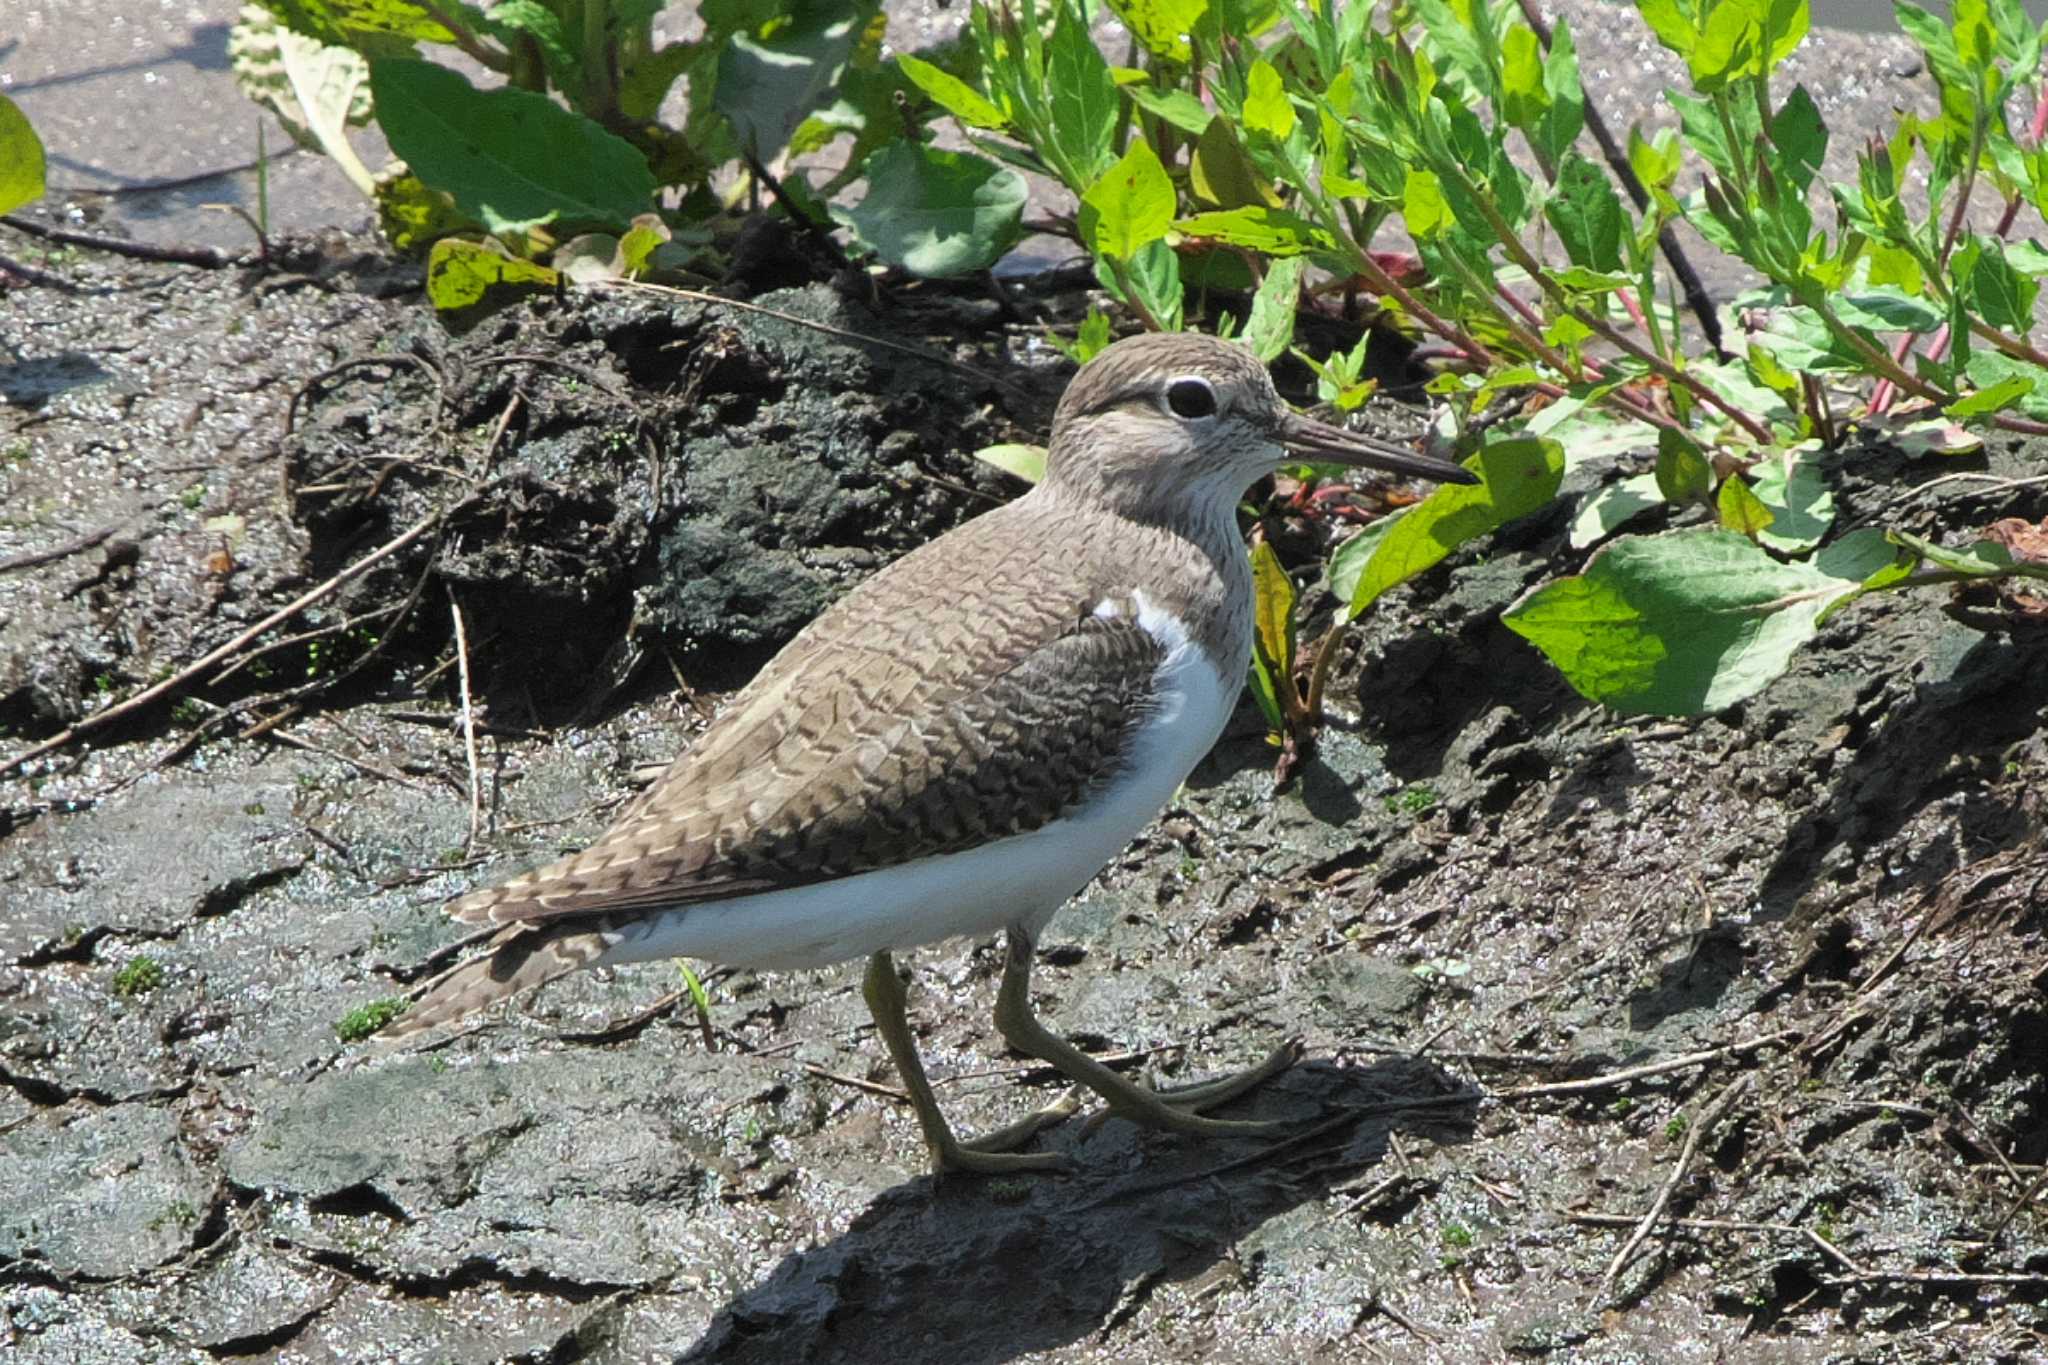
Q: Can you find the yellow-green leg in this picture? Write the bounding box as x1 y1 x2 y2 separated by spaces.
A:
862 950 1075 1175
991 925 1299 1137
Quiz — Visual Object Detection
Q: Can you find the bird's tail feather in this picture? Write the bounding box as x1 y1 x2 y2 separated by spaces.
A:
376 924 615 1044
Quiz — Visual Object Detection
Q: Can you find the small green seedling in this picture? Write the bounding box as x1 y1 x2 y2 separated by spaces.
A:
112 955 165 997
334 997 408 1042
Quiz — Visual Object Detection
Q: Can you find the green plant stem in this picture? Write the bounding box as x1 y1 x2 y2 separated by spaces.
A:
1109 257 1164 332
1711 91 1756 205
1302 618 1348 723
1446 160 1772 442
416 1 511 75
1937 108 1989 272
1962 315 2048 374
1309 197 1495 368
1799 293 1951 404
583 0 617 127
1509 0 1723 354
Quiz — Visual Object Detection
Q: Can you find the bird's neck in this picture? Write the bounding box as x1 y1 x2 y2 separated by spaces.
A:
1036 477 1255 670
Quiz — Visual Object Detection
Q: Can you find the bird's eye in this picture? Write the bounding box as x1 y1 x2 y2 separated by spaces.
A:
1162 376 1218 420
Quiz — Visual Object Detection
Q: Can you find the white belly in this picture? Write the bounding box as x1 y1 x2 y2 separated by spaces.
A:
598 593 1237 971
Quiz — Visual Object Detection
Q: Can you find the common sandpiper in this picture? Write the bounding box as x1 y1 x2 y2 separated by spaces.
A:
384 331 1475 1173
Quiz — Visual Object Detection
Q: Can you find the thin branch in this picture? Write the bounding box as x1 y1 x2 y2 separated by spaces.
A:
448 590 484 848
1492 1030 1799 1100
0 522 122 575
1600 1075 1754 1296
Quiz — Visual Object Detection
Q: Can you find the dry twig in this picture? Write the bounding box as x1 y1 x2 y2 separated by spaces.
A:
1492 1030 1797 1101
1599 1075 1756 1297
448 590 483 847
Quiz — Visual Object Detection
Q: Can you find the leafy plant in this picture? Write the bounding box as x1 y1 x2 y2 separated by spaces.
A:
904 0 2048 723
230 1 983 305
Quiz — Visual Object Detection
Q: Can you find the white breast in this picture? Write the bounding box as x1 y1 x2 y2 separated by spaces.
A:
600 590 1237 971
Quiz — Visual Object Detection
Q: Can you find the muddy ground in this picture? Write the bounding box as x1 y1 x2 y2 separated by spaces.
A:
3 207 2046 1365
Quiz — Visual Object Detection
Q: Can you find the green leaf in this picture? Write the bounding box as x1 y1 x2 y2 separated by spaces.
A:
972 442 1046 484
1628 126 1682 193
1347 437 1566 618
1118 237 1184 330
1654 427 1712 505
1412 0 1492 92
1691 0 1761 89
1963 239 2039 331
1049 3 1120 182
1243 58 1296 138
835 142 1025 277
1546 151 1626 272
1637 0 1699 55
1175 206 1322 254
1189 117 1281 209
897 53 1007 129
1537 17 1586 163
1715 475 1776 537
1251 538 1299 678
1892 528 2020 576
1500 23 1546 135
1328 509 1403 607
1501 528 1876 716
1111 0 1209 62
1947 374 2035 418
676 960 712 1015
373 170 473 252
1244 257 1307 362
1245 651 1286 733
256 0 454 49
1571 473 1665 550
616 214 671 278
1965 350 2048 419
1080 139 1177 260
478 0 577 90
1404 168 1451 240
1125 85 1212 134
1771 84 1828 193
716 7 864 160
424 237 560 311
369 58 655 233
0 95 48 216
1249 538 1298 733
1831 287 1946 333
1897 2 1970 88
1749 446 1835 553
1744 341 1804 409
1764 0 1813 67
619 40 698 123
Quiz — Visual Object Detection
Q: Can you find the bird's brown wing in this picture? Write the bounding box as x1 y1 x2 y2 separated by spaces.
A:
446 564 1165 929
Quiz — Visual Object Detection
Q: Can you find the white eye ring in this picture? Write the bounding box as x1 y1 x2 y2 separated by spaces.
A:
1161 376 1218 420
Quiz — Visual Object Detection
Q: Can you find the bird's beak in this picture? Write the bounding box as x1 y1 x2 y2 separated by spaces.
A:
1276 409 1479 486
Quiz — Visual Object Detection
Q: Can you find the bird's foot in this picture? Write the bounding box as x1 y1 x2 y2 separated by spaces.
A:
919 1089 1084 1175
1079 1038 1304 1140
960 1086 1085 1154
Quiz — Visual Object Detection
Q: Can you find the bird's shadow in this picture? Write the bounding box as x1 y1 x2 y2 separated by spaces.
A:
678 1056 1474 1364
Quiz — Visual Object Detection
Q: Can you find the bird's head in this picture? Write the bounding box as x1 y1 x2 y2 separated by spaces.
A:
1042 332 1475 524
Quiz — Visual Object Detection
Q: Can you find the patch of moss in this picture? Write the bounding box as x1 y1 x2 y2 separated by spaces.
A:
333 997 408 1043
111 955 164 997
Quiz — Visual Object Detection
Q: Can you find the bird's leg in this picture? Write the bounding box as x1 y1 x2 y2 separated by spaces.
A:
861 950 1069 1175
991 925 1300 1138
